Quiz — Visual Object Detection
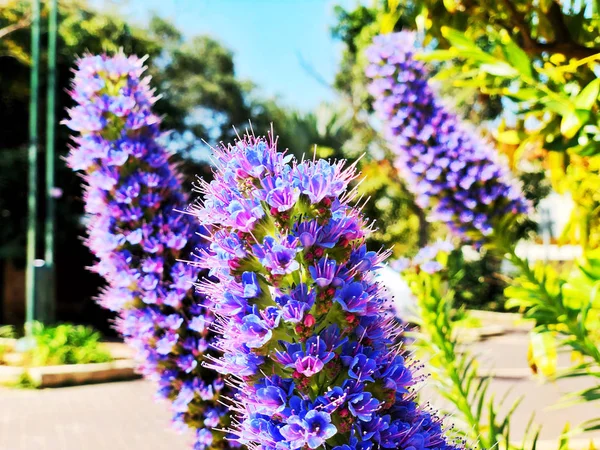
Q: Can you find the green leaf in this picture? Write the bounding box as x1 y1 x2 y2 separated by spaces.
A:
442 0 457 12
480 62 519 77
503 88 542 101
456 50 499 64
561 109 591 139
441 27 480 52
577 143 600 156
574 78 600 110
558 423 571 450
539 0 553 12
581 417 600 432
544 99 575 115
498 29 533 78
496 130 521 145
414 49 459 62
530 330 557 377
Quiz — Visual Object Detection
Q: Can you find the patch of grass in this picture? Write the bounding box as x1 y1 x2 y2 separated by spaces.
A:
0 325 15 338
13 371 38 389
21 322 113 367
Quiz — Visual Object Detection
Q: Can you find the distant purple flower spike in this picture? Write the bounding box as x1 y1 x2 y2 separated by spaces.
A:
193 133 462 450
366 32 530 242
64 52 232 449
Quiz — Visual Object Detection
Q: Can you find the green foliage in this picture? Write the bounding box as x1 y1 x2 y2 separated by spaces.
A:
0 325 16 363
448 248 508 311
21 322 112 366
12 372 38 389
0 0 299 264
401 1 600 250
403 248 540 450
505 252 600 366
0 325 15 338
504 248 600 432
423 26 600 158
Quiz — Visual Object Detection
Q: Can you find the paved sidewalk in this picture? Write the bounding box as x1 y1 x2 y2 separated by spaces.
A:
0 380 192 450
0 331 598 449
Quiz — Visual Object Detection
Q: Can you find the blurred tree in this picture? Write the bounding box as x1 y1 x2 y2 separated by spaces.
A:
0 0 291 327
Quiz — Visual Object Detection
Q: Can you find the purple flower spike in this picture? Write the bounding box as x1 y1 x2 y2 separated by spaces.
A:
193 132 462 450
64 52 232 449
366 32 530 242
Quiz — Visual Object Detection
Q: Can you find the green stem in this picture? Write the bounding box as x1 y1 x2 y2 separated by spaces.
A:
414 278 486 448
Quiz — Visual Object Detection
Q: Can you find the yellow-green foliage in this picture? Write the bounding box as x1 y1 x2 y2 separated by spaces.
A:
23 322 113 367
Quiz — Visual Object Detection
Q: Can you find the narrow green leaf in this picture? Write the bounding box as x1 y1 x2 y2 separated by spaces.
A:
442 0 457 12
574 78 600 110
581 417 600 432
539 0 553 12
503 87 542 101
531 428 540 450
561 110 588 139
498 29 533 78
480 62 519 77
441 27 480 51
558 423 571 450
414 49 459 62
496 130 521 145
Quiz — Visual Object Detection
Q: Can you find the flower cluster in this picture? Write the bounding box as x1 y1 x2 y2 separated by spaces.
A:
64 53 231 450
193 134 462 450
365 32 530 242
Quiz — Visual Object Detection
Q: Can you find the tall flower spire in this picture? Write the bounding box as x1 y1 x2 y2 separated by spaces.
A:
366 32 530 242
193 133 462 450
64 53 231 450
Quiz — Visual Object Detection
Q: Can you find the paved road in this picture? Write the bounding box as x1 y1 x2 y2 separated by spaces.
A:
0 331 598 449
0 380 192 450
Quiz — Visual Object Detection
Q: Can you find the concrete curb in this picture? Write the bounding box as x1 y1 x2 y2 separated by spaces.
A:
0 365 23 384
0 359 141 387
456 325 509 344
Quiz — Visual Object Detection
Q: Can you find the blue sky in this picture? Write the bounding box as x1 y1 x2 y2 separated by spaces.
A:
93 0 357 111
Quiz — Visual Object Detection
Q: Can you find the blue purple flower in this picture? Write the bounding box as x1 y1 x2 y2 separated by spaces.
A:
64 53 231 449
193 133 461 450
366 32 530 242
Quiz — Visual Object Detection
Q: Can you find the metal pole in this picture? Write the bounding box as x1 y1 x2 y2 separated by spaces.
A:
44 0 58 322
26 0 41 332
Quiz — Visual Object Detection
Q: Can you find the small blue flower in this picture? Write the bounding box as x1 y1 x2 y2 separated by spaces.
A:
334 282 369 314
304 410 338 448
253 236 300 275
348 391 380 422
242 271 261 298
254 385 288 415
239 314 273 349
